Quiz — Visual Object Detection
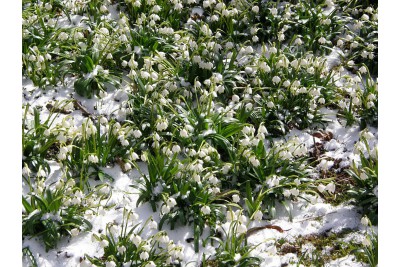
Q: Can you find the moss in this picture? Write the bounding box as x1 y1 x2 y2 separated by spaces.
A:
277 228 369 266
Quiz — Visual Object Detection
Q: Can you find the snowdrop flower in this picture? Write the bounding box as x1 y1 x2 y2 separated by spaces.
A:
361 14 369 21
317 184 326 193
326 182 335 194
252 6 259 13
290 188 300 197
130 234 142 247
100 5 108 12
180 129 189 138
272 76 281 85
149 220 158 229
22 165 31 177
80 260 92 267
283 189 291 198
294 38 303 46
58 32 68 41
74 31 84 40
259 62 271 72
283 80 291 88
270 8 278 16
166 197 177 208
319 159 334 172
360 172 368 181
100 239 109 248
253 210 263 221
361 216 369 226
237 223 247 234
318 37 327 44
70 228 80 237
133 129 142 138
106 261 116 267
124 162 132 171
362 131 374 140
362 237 371 247
232 194 240 203
36 168 46 178
234 253 241 262
172 145 181 153
249 156 260 167
232 94 240 102
145 262 156 267
201 205 211 215
140 251 149 261
88 155 99 164
117 245 127 254
267 101 275 108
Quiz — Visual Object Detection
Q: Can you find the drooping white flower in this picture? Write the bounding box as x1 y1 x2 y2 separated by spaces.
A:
317 184 326 193
253 210 263 221
232 194 240 203
272 76 281 85
70 228 80 237
326 182 335 194
201 205 211 215
360 172 368 180
100 239 109 248
140 251 149 261
361 216 369 226
106 261 116 267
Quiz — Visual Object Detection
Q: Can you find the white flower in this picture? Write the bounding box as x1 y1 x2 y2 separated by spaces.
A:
145 262 156 267
201 205 211 215
319 159 334 172
237 223 247 234
232 94 240 102
166 197 177 208
100 5 108 12
140 251 149 261
362 237 371 247
74 32 84 40
133 129 142 138
272 76 281 85
88 155 99 164
361 216 369 226
253 210 263 221
117 245 127 254
172 145 181 153
161 205 171 214
100 239 109 248
326 182 335 194
360 172 368 180
70 228 80 237
232 194 240 203
290 188 300 197
294 38 303 46
317 184 326 193
130 234 142 247
149 220 157 229
252 6 259 13
124 162 132 171
180 129 189 138
270 8 278 16
283 189 291 198
359 66 367 74
267 101 275 108
234 253 241 262
106 261 116 267
318 37 327 44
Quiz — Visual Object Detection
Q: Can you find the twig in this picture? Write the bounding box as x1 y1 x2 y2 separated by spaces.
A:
73 100 91 117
